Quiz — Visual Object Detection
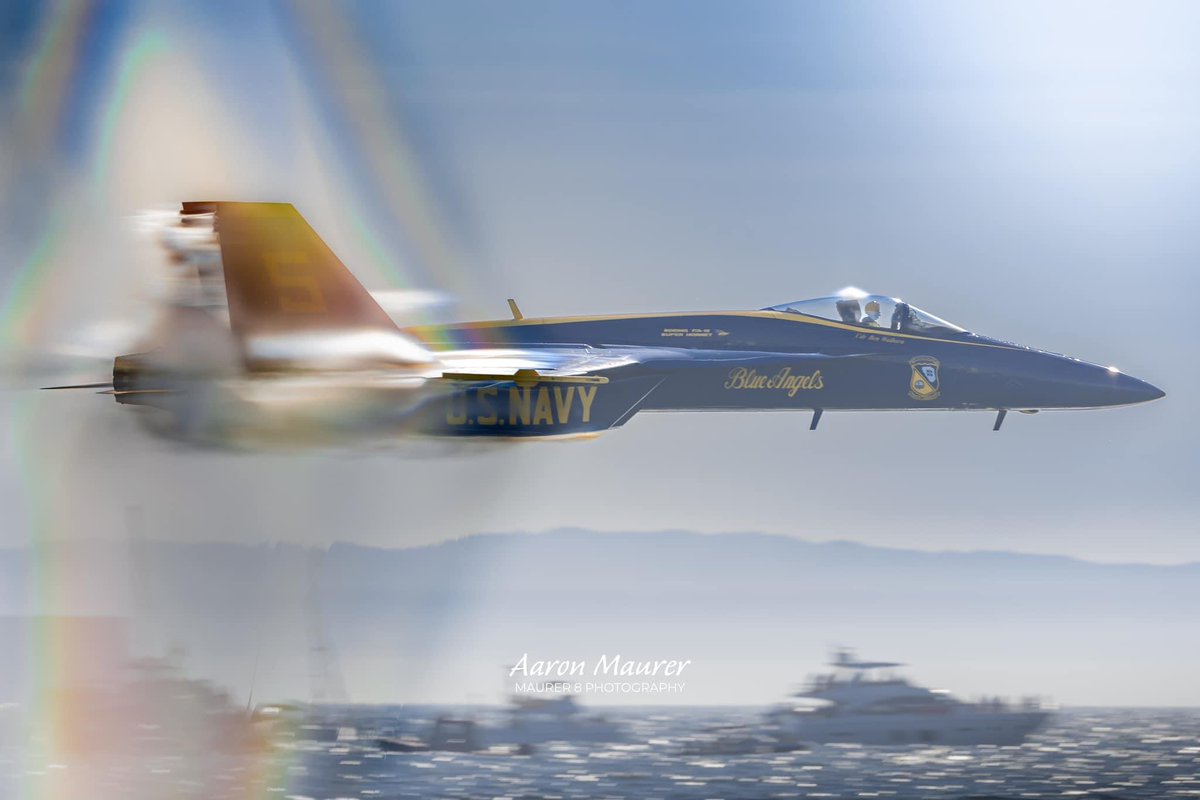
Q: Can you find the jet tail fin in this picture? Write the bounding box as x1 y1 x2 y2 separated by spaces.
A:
193 202 430 370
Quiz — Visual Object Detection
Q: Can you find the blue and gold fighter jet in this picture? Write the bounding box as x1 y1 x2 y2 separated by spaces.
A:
53 202 1163 445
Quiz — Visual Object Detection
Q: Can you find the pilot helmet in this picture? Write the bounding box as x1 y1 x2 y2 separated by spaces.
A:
865 300 881 316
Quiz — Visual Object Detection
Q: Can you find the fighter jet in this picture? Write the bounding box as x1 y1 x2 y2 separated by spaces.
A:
47 201 1163 444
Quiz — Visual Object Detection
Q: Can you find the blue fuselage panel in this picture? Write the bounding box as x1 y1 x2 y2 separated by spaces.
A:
411 312 1154 434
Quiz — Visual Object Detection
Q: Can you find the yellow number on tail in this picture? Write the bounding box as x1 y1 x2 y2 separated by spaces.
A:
264 252 326 313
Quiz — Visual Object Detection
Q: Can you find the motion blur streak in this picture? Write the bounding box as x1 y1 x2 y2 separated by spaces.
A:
277 2 473 309
0 211 65 351
0 6 475 794
90 30 169 197
2 5 473 363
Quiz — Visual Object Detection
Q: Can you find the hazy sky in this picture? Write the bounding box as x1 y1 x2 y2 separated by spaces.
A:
8 533 1198 706
2 1 1198 565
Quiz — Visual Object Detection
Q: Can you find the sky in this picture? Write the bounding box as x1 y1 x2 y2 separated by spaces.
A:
0 0 1198 714
2 1 1195 564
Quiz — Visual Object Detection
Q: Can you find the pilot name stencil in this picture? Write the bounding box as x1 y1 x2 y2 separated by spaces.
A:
855 333 905 345
724 367 825 398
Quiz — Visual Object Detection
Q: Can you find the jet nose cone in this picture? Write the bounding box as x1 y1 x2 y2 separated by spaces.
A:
1012 351 1164 409
1101 368 1165 406
1120 372 1165 403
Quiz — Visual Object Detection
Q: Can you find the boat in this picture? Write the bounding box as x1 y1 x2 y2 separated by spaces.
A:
375 716 532 755
482 693 625 746
677 723 804 756
769 649 1050 746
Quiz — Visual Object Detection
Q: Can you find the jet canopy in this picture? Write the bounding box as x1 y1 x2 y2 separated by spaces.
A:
764 289 967 336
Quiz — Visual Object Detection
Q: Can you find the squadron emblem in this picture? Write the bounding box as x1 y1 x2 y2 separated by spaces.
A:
908 356 941 401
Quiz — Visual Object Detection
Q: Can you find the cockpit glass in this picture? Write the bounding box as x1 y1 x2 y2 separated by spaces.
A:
763 290 967 335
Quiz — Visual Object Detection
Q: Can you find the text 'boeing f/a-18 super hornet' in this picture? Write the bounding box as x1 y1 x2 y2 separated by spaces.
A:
47 202 1164 446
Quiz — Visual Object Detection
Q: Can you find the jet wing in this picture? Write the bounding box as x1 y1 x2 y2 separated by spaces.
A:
437 346 640 382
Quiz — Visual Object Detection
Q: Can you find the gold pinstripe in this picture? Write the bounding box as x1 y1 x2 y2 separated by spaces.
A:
438 310 1023 351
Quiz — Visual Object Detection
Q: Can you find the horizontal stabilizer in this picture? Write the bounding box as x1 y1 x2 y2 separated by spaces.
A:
440 369 609 386
97 388 171 396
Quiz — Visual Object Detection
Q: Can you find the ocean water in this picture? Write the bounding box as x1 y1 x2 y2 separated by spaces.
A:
5 707 1200 799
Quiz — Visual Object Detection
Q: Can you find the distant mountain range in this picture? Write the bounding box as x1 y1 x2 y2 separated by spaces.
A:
3 530 1198 706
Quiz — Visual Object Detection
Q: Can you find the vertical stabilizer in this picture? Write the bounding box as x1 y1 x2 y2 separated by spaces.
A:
194 202 431 370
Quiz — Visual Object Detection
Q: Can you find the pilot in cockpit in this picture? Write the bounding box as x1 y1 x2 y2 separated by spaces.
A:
860 300 882 327
835 298 862 325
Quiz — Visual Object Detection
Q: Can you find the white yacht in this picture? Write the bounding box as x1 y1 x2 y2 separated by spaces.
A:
769 650 1049 746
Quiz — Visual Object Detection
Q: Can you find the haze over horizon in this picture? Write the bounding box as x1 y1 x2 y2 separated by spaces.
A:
9 524 1197 569
4 528 1198 707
